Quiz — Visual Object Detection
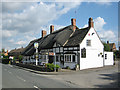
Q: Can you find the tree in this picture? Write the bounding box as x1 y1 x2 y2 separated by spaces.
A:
18 55 23 62
2 48 5 53
114 50 120 58
103 43 110 51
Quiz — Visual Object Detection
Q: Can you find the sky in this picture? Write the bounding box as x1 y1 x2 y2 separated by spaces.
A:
0 0 119 51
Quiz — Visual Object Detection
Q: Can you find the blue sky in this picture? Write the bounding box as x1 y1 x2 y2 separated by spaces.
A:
54 2 118 29
1 1 119 51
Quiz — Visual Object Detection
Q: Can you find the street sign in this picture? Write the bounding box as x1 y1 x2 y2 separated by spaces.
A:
34 42 38 48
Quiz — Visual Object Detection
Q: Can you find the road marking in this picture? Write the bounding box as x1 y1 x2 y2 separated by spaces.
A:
16 76 26 82
8 71 12 74
34 85 38 89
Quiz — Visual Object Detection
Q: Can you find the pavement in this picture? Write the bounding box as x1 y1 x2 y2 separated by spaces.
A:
12 61 119 75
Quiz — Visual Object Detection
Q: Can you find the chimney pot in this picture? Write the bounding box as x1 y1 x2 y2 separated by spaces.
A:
42 30 47 37
50 25 54 34
89 17 94 28
71 18 76 31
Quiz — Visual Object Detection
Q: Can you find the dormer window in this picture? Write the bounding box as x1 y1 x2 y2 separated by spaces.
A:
86 40 91 46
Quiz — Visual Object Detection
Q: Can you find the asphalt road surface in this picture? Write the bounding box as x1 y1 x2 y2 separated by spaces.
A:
2 63 79 89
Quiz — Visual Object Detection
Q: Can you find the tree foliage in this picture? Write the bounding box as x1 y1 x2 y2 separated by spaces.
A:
2 48 5 53
19 55 23 62
114 50 120 58
103 43 110 51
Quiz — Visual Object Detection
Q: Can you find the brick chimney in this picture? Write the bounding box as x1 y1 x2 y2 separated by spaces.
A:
7 50 8 54
71 18 76 31
42 30 47 37
50 25 54 34
88 17 94 28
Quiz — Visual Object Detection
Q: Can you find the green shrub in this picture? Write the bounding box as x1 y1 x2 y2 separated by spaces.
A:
56 64 60 69
2 59 10 64
46 63 60 71
46 63 54 71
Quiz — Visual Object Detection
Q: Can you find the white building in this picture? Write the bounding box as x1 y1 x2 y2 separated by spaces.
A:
22 18 114 70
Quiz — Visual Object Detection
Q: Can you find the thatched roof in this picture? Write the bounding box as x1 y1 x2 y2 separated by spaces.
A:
8 47 25 56
22 25 89 56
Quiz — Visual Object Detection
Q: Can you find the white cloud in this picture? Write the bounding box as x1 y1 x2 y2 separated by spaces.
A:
9 39 14 43
15 40 27 45
93 17 117 45
2 30 18 38
83 24 88 28
2 2 81 50
94 17 106 31
2 2 81 33
98 30 116 41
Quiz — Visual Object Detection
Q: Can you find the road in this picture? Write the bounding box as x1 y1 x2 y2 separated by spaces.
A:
2 63 79 89
43 62 119 88
1 61 119 89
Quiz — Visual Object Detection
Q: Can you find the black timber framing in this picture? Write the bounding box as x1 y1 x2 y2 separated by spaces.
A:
63 46 79 51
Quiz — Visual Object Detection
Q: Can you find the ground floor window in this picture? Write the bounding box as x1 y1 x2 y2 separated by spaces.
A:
64 54 76 62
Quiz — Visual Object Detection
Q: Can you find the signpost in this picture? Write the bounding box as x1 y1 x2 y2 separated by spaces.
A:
54 53 56 72
34 42 39 65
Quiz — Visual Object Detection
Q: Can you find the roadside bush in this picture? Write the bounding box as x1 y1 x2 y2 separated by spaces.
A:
66 66 70 69
2 58 10 64
46 63 60 72
46 63 54 71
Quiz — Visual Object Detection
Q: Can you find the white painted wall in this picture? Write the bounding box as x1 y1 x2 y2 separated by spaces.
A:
104 52 114 66
80 27 104 70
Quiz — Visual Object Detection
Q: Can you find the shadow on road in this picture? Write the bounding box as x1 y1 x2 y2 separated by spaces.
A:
94 72 120 88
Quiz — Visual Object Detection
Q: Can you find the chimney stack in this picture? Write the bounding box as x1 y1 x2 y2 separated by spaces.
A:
50 25 54 34
71 18 76 31
42 30 47 37
7 50 8 54
107 41 109 44
88 17 94 28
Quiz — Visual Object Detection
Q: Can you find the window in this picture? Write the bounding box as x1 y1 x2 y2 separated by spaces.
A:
64 55 72 62
86 40 91 46
105 54 107 59
73 55 75 62
64 55 76 62
60 47 63 52
81 48 86 58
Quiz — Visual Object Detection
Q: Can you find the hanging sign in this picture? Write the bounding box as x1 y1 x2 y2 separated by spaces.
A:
34 42 39 48
49 52 55 56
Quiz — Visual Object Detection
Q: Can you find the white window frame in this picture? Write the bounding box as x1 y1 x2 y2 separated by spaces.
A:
86 39 91 46
64 54 75 62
